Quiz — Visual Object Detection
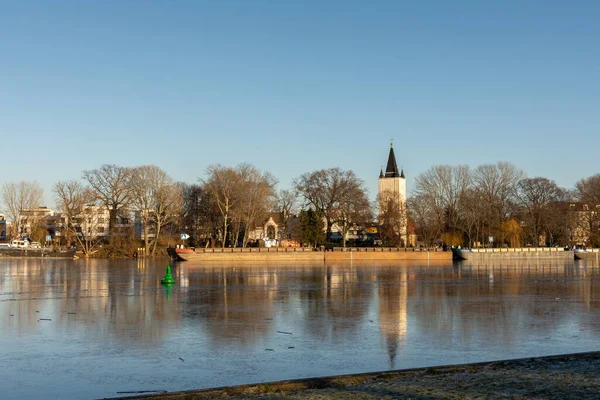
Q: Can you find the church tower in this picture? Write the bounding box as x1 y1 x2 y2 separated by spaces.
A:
378 142 407 244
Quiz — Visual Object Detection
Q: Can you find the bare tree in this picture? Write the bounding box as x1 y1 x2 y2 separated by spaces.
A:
408 194 444 247
544 202 570 246
335 181 372 248
53 180 103 256
275 189 298 239
130 165 181 256
294 168 368 241
151 180 182 255
572 173 600 246
413 165 471 237
1 181 44 238
456 188 486 247
203 164 242 248
236 164 278 247
83 165 132 247
129 166 154 253
377 190 407 247
180 184 220 247
472 162 524 244
517 177 567 246
575 174 600 203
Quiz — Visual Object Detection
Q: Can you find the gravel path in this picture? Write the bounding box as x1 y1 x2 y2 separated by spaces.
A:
116 352 600 400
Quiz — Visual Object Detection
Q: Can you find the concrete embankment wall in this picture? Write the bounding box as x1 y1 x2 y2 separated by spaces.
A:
464 251 574 263
326 250 450 261
576 252 600 262
182 248 451 262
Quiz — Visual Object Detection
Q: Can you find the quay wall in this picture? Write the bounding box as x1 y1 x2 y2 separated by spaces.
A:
575 251 600 262
180 248 452 262
463 251 574 263
326 250 450 261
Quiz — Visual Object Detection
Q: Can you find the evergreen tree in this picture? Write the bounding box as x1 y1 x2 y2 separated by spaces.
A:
299 208 324 248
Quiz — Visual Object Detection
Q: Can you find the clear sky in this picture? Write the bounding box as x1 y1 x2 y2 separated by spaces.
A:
1 0 599 208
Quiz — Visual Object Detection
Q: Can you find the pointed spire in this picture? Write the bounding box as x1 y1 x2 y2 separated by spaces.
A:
379 167 384 178
400 166 405 178
385 143 400 178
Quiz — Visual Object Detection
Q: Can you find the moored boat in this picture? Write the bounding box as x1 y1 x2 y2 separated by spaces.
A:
167 246 194 261
0 247 77 259
452 247 574 262
574 248 600 260
452 248 473 260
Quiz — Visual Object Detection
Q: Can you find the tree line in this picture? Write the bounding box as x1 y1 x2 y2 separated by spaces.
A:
0 164 376 254
2 161 600 256
409 162 600 248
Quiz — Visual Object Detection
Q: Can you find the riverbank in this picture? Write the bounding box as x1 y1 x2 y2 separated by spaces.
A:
115 351 600 399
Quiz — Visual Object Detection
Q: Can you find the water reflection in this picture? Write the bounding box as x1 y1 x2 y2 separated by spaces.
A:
1 258 599 399
379 270 407 369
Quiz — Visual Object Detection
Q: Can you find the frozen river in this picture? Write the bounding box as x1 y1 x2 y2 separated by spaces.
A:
1 258 599 399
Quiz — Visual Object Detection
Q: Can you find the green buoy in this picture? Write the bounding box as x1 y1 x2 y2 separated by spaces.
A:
161 264 175 285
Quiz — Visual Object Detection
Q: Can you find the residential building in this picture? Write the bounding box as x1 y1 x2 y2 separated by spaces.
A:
72 205 110 240
18 205 138 243
247 214 302 246
0 214 6 241
566 202 600 246
18 207 54 239
248 215 281 242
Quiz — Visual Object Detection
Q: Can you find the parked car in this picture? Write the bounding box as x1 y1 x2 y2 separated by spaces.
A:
30 242 42 249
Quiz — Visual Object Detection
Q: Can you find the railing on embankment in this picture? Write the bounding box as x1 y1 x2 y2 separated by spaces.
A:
457 247 574 262
185 247 451 261
327 247 449 261
468 247 568 253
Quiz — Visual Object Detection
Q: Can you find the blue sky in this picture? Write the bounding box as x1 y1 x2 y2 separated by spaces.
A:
1 0 599 208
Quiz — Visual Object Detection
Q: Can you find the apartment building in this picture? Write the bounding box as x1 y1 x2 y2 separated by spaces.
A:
17 205 138 242
18 207 54 238
72 205 111 240
0 214 7 241
566 202 600 246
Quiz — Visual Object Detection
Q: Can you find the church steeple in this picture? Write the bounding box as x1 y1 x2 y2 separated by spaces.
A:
378 141 408 245
385 142 400 178
379 167 384 178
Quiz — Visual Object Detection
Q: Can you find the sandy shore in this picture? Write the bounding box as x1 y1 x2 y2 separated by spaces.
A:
112 351 600 399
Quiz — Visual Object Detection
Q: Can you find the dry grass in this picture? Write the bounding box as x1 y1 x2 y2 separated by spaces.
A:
116 352 600 400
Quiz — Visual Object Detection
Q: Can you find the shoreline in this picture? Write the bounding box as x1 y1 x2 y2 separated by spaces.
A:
111 351 600 399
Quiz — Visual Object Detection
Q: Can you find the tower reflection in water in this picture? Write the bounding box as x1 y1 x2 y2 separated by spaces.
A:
379 270 407 369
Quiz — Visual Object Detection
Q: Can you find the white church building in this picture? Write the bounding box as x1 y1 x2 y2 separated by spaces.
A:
378 143 408 245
